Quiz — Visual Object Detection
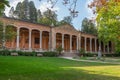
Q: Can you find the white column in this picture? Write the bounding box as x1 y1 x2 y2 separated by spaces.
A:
29 29 32 51
49 32 51 51
90 38 92 52
54 33 56 50
2 23 6 49
95 38 97 53
79 36 81 50
77 37 79 51
85 37 86 52
62 34 64 51
70 35 72 52
16 27 20 50
39 31 42 51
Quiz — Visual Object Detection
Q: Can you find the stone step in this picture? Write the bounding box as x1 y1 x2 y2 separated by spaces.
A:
61 52 78 57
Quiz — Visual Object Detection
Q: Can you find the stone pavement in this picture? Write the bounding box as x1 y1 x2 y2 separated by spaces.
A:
60 57 120 64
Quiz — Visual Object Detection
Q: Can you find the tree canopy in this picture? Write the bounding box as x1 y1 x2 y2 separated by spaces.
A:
0 0 9 15
81 18 97 35
0 22 16 49
90 0 120 52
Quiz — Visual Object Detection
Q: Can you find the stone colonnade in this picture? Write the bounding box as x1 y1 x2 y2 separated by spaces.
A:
1 17 113 53
6 27 113 53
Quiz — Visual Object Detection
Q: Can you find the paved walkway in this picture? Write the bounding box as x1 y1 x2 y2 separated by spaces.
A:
61 57 120 64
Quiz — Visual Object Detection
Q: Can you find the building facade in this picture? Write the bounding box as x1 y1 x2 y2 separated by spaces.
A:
0 17 114 54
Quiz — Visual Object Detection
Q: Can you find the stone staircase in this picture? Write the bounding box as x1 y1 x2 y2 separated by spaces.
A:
61 52 78 57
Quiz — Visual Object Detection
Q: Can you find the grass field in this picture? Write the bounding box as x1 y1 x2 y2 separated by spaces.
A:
0 56 120 80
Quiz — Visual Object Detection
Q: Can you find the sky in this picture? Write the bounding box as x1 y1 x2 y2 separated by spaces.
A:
4 0 94 30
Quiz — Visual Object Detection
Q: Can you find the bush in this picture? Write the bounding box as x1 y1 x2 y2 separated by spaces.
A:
42 51 58 57
56 45 63 55
78 48 85 56
0 49 11 56
17 51 37 56
104 53 120 57
81 53 97 57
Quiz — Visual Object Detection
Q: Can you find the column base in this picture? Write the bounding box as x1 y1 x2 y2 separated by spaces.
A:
16 48 20 51
29 48 32 52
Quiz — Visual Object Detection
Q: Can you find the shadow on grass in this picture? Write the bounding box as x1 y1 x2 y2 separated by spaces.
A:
0 56 120 80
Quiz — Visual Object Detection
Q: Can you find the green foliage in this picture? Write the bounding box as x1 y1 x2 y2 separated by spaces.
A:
38 9 58 26
81 17 97 35
11 0 37 22
0 49 10 56
59 16 73 25
0 0 10 15
56 45 63 55
78 48 85 56
17 51 37 56
79 48 85 54
0 22 16 49
42 51 58 57
29 1 37 22
96 1 120 52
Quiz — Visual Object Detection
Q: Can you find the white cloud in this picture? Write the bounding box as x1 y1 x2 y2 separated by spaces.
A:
4 0 24 16
38 1 59 13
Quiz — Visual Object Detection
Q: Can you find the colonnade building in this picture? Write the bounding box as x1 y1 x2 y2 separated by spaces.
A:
0 17 114 54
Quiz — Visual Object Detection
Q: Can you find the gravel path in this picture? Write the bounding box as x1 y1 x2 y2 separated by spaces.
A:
61 57 120 64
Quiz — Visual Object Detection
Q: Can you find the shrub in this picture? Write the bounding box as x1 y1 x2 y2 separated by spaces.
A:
0 49 11 56
42 51 58 57
78 48 85 56
17 51 37 56
17 51 24 56
56 45 63 55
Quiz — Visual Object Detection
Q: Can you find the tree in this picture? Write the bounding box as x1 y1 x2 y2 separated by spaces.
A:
9 0 38 22
60 16 73 25
14 2 22 19
56 45 63 55
37 9 42 22
81 18 97 35
9 7 14 18
0 22 16 49
22 0 30 20
0 0 9 15
89 0 120 53
29 1 37 22
38 9 58 26
96 0 120 53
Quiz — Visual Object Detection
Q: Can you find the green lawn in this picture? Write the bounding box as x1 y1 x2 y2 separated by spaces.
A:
0 56 120 80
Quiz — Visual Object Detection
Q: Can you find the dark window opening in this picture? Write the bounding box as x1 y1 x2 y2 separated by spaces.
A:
35 38 39 44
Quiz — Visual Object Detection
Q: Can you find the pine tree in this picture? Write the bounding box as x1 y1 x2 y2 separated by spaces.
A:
29 1 37 22
81 18 97 35
14 2 22 19
9 7 14 18
22 0 30 20
37 9 42 22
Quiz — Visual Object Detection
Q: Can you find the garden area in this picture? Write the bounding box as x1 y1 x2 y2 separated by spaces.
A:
0 56 120 80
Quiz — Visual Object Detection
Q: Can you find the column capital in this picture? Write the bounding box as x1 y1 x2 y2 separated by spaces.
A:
29 29 32 32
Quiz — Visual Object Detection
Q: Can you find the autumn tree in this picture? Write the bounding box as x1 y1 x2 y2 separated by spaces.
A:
89 0 120 53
